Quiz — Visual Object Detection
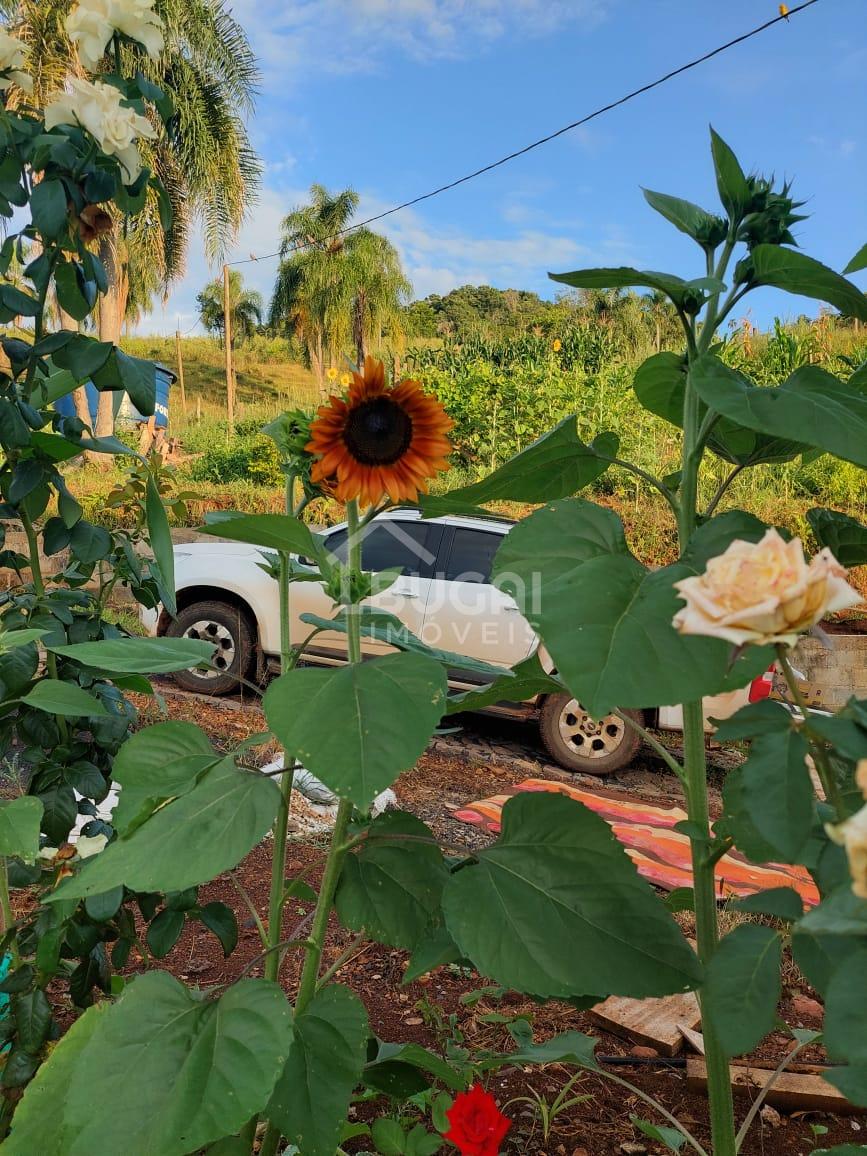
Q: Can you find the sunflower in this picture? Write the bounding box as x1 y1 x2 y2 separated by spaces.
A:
306 356 453 507
326 367 339 382
552 338 562 352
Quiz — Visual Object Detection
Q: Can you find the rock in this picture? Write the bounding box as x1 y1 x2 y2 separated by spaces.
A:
403 1016 423 1026
629 1045 659 1059
760 1105 782 1128
792 995 824 1021
571 1149 590 1156
620 1145 647 1155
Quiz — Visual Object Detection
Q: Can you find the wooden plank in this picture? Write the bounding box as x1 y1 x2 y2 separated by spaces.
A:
589 992 701 1056
677 1025 705 1055
686 1058 858 1113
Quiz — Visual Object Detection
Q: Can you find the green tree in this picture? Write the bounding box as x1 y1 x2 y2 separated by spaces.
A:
5 0 262 433
197 269 263 347
269 185 410 394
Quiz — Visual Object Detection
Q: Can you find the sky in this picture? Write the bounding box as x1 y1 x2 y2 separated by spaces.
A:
140 0 867 335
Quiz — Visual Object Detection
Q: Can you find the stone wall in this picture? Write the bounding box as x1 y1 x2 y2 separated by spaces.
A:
793 634 867 711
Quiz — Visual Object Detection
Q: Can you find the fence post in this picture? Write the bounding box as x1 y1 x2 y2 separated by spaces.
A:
175 328 188 418
223 263 235 433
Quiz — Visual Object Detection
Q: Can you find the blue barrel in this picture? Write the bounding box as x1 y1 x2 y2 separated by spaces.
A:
54 365 175 429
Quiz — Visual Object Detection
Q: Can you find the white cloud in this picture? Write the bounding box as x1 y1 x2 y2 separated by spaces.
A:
226 0 612 80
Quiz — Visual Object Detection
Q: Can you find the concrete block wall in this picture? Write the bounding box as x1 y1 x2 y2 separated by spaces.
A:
793 634 867 711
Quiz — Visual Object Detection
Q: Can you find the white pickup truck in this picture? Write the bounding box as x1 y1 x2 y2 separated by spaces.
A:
141 508 774 774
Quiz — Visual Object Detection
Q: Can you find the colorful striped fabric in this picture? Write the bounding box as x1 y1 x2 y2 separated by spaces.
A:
453 778 820 907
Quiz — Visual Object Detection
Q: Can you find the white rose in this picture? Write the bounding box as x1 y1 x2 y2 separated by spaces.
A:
672 528 862 648
75 833 109 859
0 27 33 93
68 0 164 70
45 77 157 182
826 760 867 900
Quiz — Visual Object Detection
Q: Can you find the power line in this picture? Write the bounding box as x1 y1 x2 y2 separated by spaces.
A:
231 0 820 269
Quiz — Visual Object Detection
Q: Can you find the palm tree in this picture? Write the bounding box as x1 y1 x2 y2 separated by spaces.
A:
197 269 263 347
269 185 411 395
5 0 262 434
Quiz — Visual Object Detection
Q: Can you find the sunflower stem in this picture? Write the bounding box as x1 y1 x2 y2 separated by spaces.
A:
294 500 363 1016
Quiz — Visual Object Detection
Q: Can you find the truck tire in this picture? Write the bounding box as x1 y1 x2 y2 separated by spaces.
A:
166 600 255 696
539 694 643 775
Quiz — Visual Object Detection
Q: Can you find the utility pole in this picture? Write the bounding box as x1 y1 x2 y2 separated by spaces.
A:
175 325 187 418
223 263 235 432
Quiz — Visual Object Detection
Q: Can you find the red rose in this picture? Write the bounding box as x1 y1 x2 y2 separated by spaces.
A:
443 1084 511 1156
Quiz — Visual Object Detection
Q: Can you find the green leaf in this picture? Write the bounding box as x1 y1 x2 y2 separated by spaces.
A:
21 679 110 717
418 419 618 515
199 902 239 957
37 785 78 845
704 924 782 1056
14 989 52 1052
642 188 723 246
54 261 93 322
92 348 156 416
69 520 112 565
739 729 813 861
712 699 793 742
550 267 723 310
633 351 804 466
52 334 113 383
825 949 867 1068
200 512 319 558
112 721 218 833
301 608 510 681
446 652 562 717
494 501 772 718
49 636 217 674
504 1022 598 1069
371 1118 406 1155
146 472 176 616
47 971 290 1155
0 284 39 317
145 909 185 958
3 999 107 1154
48 758 280 901
264 653 447 809
807 509 867 567
364 1041 464 1095
734 887 804 922
30 178 68 241
632 1116 687 1152
0 797 43 862
690 356 867 471
751 245 867 321
810 1147 867 1155
709 127 750 219
844 243 867 275
442 792 701 999
336 811 449 950
267 984 368 1156
403 921 463 982
84 886 124 922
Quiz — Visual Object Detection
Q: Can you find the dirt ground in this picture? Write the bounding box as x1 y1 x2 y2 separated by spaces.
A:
111 688 866 1154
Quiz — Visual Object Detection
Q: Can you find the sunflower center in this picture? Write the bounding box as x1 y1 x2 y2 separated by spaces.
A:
343 397 413 466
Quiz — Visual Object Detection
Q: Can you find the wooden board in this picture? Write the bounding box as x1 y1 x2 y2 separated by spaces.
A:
589 992 701 1056
686 1058 858 1113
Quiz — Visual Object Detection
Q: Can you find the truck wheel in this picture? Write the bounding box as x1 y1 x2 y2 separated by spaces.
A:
166 600 255 696
539 694 643 775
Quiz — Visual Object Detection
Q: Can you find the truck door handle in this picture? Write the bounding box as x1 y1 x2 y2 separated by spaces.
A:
397 590 418 599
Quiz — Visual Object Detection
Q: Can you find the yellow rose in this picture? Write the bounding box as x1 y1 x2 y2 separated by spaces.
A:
672 527 861 647
826 760 867 900
67 0 164 71
0 28 32 93
45 77 157 183
552 338 562 352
